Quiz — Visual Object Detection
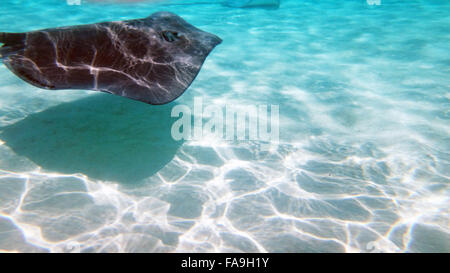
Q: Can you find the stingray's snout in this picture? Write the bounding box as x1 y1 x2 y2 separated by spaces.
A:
200 31 222 51
211 34 222 47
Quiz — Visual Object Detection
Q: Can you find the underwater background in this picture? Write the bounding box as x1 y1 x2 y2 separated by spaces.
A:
0 0 449 252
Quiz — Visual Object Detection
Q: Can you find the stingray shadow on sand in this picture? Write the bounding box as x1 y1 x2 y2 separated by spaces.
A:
0 93 183 184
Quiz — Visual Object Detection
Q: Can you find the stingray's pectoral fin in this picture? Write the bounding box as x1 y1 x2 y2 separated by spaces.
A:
0 32 26 58
0 32 55 89
3 55 56 90
1 13 222 105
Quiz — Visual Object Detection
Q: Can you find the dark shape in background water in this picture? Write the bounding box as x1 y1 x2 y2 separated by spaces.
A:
224 0 280 9
0 94 183 184
87 0 280 9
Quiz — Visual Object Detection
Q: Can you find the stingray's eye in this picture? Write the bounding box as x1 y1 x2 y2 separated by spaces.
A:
161 31 180 42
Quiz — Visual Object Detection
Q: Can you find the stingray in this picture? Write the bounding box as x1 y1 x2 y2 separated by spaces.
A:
0 12 221 105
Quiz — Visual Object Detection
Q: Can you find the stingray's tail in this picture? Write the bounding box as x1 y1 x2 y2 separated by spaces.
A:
0 32 26 59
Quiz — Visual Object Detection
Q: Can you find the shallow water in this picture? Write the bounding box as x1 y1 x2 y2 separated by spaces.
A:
0 0 449 252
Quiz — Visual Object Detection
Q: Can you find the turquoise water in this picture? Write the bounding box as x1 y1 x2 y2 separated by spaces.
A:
0 0 449 252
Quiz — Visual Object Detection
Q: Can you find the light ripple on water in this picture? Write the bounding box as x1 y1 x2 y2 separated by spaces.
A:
0 0 449 252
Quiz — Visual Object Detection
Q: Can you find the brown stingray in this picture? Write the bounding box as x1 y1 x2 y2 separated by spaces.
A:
0 12 221 104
